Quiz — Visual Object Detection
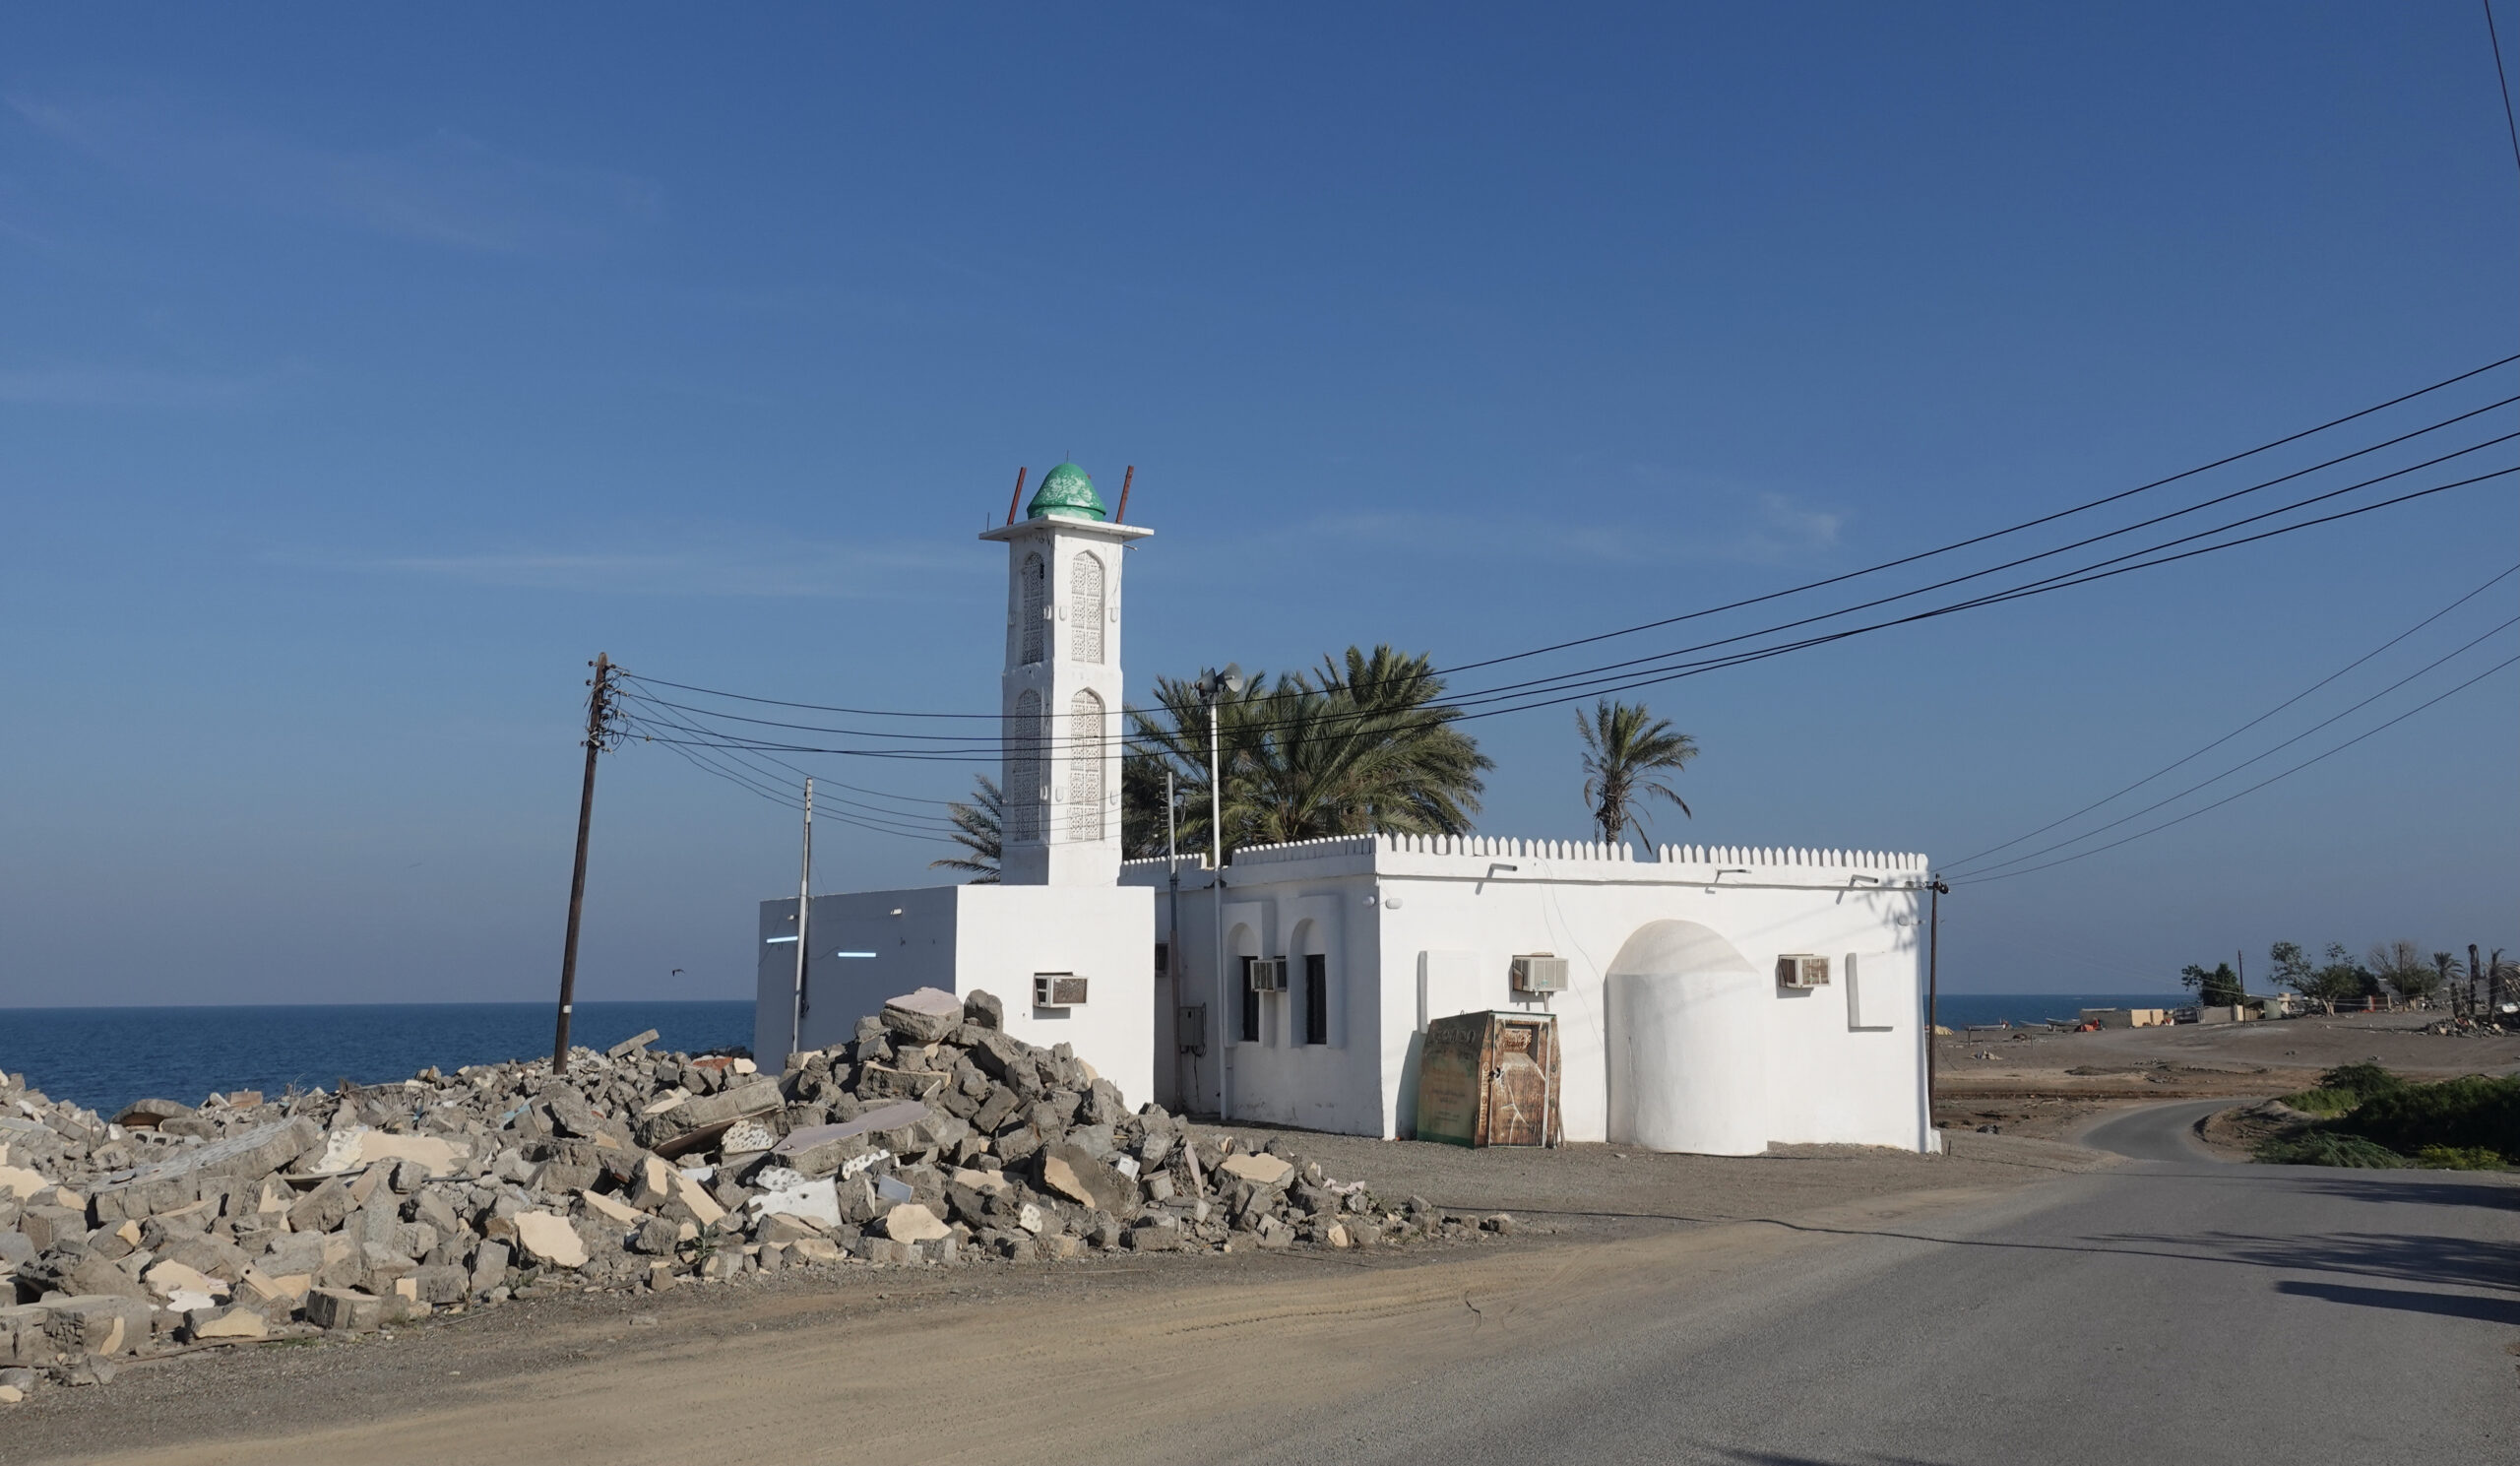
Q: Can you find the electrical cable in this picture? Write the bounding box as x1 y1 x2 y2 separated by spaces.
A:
616 355 2519 724
1952 652 2520 886
2487 0 2520 180
1948 610 2520 878
1942 561 2520 870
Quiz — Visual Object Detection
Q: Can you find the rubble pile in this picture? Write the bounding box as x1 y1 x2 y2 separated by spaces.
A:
0 988 1488 1404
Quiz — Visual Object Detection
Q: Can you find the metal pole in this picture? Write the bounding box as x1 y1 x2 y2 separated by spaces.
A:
790 777 814 1059
1210 694 1228 1120
1166 767 1182 1108
1924 876 1946 1143
552 654 613 1073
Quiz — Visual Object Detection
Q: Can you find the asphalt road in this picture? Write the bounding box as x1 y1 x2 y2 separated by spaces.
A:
1234 1101 2518 1466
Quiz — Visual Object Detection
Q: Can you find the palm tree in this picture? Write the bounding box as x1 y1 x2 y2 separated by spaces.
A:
1577 699 1699 848
1123 645 1490 861
930 775 1002 883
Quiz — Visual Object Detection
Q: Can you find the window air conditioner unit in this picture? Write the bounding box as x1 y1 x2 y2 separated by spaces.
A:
1247 957 1288 992
1511 954 1569 993
1034 974 1089 1007
1776 954 1831 988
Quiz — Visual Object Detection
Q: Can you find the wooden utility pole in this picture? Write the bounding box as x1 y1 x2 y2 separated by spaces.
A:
551 654 618 1073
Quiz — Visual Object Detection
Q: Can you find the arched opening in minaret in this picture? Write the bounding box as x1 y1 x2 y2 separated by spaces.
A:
1068 688 1104 842
1020 551 1046 666
1009 689 1042 840
1070 550 1104 665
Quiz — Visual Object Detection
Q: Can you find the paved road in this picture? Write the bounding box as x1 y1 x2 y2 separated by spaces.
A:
1237 1102 2518 1466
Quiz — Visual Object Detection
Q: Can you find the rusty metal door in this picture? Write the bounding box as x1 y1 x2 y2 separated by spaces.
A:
1484 1018 1553 1146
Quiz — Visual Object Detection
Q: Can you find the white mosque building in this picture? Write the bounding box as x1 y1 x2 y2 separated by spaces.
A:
757 464 1936 1154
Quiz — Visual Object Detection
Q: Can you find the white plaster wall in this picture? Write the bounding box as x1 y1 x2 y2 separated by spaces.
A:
953 884 1154 1107
1131 836 1930 1151
753 883 1154 1107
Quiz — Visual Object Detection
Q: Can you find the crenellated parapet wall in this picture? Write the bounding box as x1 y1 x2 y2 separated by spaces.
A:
1123 833 1929 886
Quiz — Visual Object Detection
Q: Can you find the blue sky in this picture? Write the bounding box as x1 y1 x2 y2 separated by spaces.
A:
3 4 2513 1007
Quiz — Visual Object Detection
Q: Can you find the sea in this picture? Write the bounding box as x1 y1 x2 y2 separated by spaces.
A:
0 992 2177 1120
0 1001 754 1118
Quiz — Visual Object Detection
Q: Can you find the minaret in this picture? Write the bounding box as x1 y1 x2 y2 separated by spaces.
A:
978 463 1153 886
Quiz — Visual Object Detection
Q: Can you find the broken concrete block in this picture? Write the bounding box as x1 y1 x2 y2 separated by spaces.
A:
770 1101 927 1179
880 988 965 1045
93 1118 319 1224
605 1028 661 1058
469 1241 512 1298
285 1176 355 1236
0 1306 56 1369
962 989 1004 1030
0 1165 49 1202
142 1259 227 1304
41 1297 153 1358
184 1305 268 1342
1218 1153 1293 1188
634 1077 784 1156
1039 1144 1135 1215
234 1267 310 1312
110 1099 194 1129
880 1203 948 1243
856 1065 949 1103
789 1236 846 1265
579 1188 644 1227
304 1288 382 1334
512 1210 588 1269
747 1176 842 1230
17 1204 85 1252
356 1132 468 1178
61 1256 149 1301
666 1170 726 1229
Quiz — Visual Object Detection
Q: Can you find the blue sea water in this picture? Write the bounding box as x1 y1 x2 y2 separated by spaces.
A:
0 1001 754 1117
1933 992 2189 1030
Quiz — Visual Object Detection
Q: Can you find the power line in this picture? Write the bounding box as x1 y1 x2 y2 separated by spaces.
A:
1953 653 2520 887
1949 610 2520 879
630 459 2520 760
619 355 2520 727
2487 0 2520 181
1943 562 2520 870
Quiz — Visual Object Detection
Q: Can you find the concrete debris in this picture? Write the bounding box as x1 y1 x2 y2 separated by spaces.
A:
0 990 1480 1405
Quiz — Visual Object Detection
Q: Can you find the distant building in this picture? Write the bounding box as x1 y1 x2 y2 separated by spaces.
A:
759 464 1934 1154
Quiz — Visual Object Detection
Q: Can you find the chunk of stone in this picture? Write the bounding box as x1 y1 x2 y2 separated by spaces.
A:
634 1077 784 1156
605 1028 661 1058
111 1098 194 1129
788 1236 846 1265
470 1240 513 1297
41 1297 154 1358
579 1188 645 1227
304 1288 382 1334
879 988 965 1045
962 990 1004 1030
410 1265 472 1306
185 1305 268 1341
771 1102 930 1178
0 1164 48 1201
92 1117 319 1223
1039 1144 1135 1215
856 1065 949 1102
1218 1152 1294 1188
880 1202 949 1243
747 1176 842 1230
143 1259 227 1303
512 1210 589 1269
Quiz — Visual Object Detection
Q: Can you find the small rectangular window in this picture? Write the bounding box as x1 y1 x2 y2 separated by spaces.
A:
1239 955 1260 1044
1304 953 1328 1046
1154 942 1168 976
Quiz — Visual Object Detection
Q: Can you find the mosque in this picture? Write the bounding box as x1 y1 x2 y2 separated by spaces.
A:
757 464 1936 1154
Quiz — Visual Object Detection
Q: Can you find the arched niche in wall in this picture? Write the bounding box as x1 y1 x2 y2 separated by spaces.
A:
1603 920 1768 1156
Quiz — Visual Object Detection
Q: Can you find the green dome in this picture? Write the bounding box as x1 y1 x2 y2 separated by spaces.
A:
1026 462 1106 522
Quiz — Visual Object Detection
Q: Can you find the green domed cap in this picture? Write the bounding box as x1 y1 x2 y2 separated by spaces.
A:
1026 462 1106 522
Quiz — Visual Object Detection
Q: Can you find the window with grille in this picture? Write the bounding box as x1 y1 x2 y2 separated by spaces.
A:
1020 552 1045 666
1067 689 1103 841
1304 953 1328 1046
1239 955 1260 1043
1070 551 1104 664
1007 690 1042 840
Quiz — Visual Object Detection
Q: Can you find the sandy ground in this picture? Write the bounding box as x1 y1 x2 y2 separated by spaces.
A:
1931 1009 2520 1140
1 1132 2105 1465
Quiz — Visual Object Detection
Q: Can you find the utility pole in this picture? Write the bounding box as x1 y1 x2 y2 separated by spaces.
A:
1924 875 1948 1143
1196 665 1241 1119
551 654 619 1073
790 777 815 1061
1165 767 1182 1109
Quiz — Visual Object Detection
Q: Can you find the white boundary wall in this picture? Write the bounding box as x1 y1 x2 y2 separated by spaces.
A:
1123 834 1931 1152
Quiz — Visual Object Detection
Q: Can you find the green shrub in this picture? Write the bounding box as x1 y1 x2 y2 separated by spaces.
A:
2315 1062 2404 1102
2278 1086 2362 1116
2254 1133 2410 1168
2336 1073 2520 1162
2412 1145 2509 1172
